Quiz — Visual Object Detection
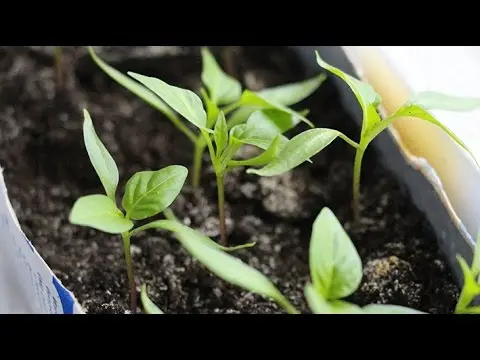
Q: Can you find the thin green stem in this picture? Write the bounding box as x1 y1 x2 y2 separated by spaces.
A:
54 46 63 91
163 207 178 222
277 295 300 314
216 172 227 246
352 148 365 224
222 101 241 116
191 139 206 188
167 113 198 144
121 232 137 313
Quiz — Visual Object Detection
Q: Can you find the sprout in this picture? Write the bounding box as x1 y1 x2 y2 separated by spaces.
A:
314 51 480 222
87 46 325 190
70 109 189 312
69 109 253 311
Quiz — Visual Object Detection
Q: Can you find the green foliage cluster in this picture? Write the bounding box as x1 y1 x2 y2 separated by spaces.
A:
70 46 480 314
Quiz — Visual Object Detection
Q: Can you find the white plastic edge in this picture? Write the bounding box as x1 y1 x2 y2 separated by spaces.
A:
0 166 84 314
341 46 479 249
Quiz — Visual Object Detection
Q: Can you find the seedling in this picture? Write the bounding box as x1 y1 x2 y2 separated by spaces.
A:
313 51 480 222
69 109 189 312
87 46 326 189
131 205 424 314
454 233 480 314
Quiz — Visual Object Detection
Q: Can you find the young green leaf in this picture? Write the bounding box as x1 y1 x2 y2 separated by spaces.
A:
305 284 363 314
88 47 178 124
214 112 228 156
309 207 362 300
258 73 327 106
131 219 298 313
304 283 332 314
408 91 480 111
373 103 479 168
228 135 282 168
455 254 480 313
239 90 314 128
315 51 382 138
122 166 188 221
82 109 119 200
227 107 257 129
201 47 242 105
246 128 340 177
128 72 207 129
69 194 133 234
130 217 256 252
230 122 288 151
246 108 301 136
140 284 164 314
362 304 425 314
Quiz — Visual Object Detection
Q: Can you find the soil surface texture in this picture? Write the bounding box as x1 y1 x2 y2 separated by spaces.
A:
0 46 459 314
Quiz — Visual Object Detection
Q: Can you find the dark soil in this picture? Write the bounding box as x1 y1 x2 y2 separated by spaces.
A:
0 46 459 314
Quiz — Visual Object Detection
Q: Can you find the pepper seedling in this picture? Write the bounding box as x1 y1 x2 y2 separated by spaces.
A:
69 109 189 313
454 233 480 314
87 46 326 189
314 51 480 222
131 205 423 314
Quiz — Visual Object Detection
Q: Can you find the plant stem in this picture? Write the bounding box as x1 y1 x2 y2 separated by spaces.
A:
121 232 137 313
54 46 63 91
277 295 300 314
352 148 365 224
191 139 206 188
216 172 227 246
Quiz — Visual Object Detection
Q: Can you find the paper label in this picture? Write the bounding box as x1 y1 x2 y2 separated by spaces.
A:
0 167 83 314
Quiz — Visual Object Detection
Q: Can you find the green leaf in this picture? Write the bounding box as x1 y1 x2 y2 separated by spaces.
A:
304 283 332 314
214 111 228 156
329 300 364 314
229 135 282 168
132 219 297 313
381 103 479 169
122 166 188 221
88 47 177 123
304 284 363 314
458 305 480 314
227 107 256 129
309 207 362 300
455 255 480 313
140 284 164 314
246 108 300 136
258 73 327 106
230 122 288 151
130 218 256 252
201 47 242 105
239 90 314 128
69 194 133 234
128 72 207 129
82 109 119 200
362 304 426 314
315 51 382 138
247 128 339 177
408 91 480 111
